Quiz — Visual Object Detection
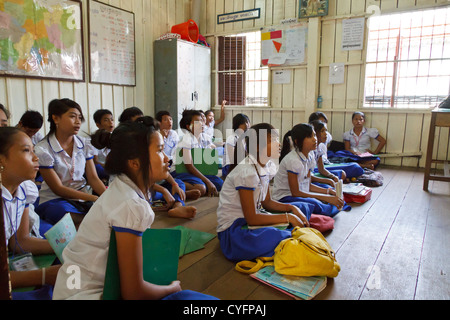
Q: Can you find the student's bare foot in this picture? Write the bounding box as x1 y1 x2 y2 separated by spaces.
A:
186 189 202 201
168 206 197 219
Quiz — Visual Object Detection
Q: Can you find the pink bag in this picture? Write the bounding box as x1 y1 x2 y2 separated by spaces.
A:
309 214 334 233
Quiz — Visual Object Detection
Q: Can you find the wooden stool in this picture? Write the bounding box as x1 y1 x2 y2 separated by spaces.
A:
423 108 450 191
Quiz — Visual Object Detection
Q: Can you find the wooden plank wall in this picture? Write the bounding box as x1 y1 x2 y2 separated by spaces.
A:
0 0 191 137
203 0 450 169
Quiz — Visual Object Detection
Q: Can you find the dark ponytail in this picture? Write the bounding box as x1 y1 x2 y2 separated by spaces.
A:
229 123 276 175
103 116 158 191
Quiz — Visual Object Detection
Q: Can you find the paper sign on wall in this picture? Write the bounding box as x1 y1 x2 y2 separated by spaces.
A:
341 17 365 51
273 70 292 84
329 63 345 84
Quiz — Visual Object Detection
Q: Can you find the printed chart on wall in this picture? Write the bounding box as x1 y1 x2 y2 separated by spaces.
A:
0 0 84 81
88 0 136 86
261 23 308 67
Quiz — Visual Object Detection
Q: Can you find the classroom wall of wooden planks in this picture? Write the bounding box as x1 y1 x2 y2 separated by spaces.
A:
1 0 449 169
204 0 450 169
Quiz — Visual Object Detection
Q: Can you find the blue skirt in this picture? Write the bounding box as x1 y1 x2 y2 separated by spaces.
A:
218 218 293 262
279 195 351 217
162 290 219 300
171 172 223 192
152 179 186 206
36 198 93 225
314 163 364 179
329 150 380 163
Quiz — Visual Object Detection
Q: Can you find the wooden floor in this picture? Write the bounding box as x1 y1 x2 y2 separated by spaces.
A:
151 166 449 300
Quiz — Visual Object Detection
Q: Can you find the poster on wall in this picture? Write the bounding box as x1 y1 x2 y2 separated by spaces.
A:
0 0 84 81
341 17 365 51
261 22 308 67
88 0 136 86
299 0 329 19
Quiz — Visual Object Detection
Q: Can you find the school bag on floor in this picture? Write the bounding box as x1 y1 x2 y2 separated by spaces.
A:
235 227 340 278
355 168 384 187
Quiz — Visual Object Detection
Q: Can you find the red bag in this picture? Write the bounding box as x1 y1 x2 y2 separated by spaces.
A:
309 214 335 233
344 187 372 203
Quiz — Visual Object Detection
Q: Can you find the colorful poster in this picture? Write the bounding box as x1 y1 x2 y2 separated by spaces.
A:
0 0 84 81
261 23 307 67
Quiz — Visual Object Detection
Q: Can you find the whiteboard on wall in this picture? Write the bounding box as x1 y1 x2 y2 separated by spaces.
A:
88 0 136 86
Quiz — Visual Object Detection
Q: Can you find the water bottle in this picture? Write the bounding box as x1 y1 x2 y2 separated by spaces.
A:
317 95 323 109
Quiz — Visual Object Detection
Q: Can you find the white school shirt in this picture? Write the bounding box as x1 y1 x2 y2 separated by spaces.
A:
312 142 329 167
96 147 110 166
34 134 97 204
272 150 315 201
2 183 28 248
204 121 215 138
21 180 42 239
343 127 379 154
163 129 179 161
31 131 44 146
53 174 154 300
222 130 240 167
216 155 277 233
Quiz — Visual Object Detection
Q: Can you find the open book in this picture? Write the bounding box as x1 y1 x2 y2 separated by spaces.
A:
251 266 327 300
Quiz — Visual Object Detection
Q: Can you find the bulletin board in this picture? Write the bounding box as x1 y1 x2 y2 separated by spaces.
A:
88 0 136 86
261 22 308 67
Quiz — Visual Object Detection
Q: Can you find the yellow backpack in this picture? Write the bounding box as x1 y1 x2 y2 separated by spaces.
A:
235 227 340 278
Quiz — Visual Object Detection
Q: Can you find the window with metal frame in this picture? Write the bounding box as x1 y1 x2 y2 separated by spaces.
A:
217 31 269 107
364 6 450 109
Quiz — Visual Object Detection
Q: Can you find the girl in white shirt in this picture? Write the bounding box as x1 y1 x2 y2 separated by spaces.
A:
222 113 250 178
217 123 309 262
34 99 106 227
204 99 226 139
342 112 386 169
172 109 223 197
272 124 347 218
0 127 60 299
53 117 217 300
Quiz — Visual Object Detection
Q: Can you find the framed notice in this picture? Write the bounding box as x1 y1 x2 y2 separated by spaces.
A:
0 0 84 82
88 0 136 86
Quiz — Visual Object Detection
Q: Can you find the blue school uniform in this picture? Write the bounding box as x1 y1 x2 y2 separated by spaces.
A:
313 142 364 179
273 150 350 217
172 131 223 191
34 134 97 224
216 156 295 262
152 178 186 206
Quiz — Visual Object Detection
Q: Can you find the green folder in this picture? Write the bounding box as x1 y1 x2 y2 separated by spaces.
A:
103 228 181 300
169 226 216 257
175 148 219 175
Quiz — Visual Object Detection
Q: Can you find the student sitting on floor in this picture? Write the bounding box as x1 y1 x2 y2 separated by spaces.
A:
16 110 44 146
52 117 218 300
34 99 106 228
309 111 332 146
216 123 309 262
16 110 46 187
272 124 349 218
0 103 9 127
156 110 201 202
172 109 223 197
118 106 143 124
0 127 60 300
310 120 363 182
342 112 386 169
222 113 250 178
204 99 227 139
92 109 115 183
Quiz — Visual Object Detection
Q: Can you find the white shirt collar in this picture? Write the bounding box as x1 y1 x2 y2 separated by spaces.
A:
350 127 367 137
117 174 152 202
1 184 26 202
47 133 84 154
